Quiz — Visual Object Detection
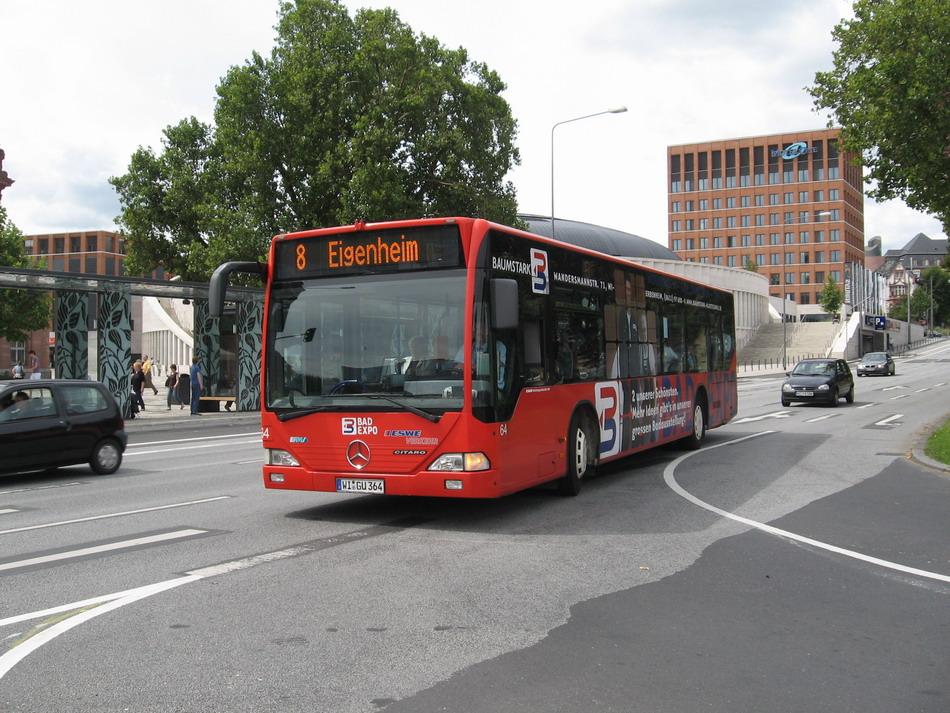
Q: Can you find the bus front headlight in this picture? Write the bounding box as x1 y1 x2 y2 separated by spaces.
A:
427 452 490 472
268 449 300 467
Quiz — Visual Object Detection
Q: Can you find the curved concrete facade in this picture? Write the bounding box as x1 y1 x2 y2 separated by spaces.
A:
519 214 770 350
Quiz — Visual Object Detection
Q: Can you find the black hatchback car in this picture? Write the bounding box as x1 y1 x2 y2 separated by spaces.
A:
781 358 855 407
0 379 127 475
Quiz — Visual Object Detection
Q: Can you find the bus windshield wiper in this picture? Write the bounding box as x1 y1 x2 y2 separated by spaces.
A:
367 395 441 423
276 406 335 422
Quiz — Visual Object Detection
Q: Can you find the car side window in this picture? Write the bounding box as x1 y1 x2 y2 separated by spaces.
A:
0 387 57 422
63 385 109 415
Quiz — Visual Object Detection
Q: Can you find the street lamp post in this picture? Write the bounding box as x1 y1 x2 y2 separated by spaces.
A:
781 210 832 369
550 106 627 239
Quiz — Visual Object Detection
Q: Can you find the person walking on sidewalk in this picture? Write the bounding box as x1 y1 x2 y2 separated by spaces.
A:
131 360 146 412
27 350 41 380
189 356 204 416
142 355 159 395
165 364 181 410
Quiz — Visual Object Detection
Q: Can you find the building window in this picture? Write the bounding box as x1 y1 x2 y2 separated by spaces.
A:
829 189 840 200
830 271 841 282
770 233 780 246
713 237 722 248
814 230 824 243
755 234 765 246
800 292 811 305
816 271 825 283
786 272 795 285
713 198 722 209
70 235 82 252
770 254 780 265
785 252 795 265
798 191 808 203
54 237 65 253
87 235 98 252
815 251 825 263
11 342 26 367
801 272 811 284
756 254 766 266
700 237 709 249
728 255 737 267
830 250 841 261
784 232 794 244
814 190 824 201
784 192 794 204
672 220 681 232
799 232 809 243
699 199 708 210
686 239 695 250
672 239 681 251
770 273 780 286
800 252 810 264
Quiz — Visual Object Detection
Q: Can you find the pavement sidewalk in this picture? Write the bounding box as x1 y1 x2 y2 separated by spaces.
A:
125 387 259 434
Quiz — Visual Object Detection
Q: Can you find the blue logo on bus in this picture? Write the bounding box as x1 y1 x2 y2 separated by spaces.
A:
531 248 549 295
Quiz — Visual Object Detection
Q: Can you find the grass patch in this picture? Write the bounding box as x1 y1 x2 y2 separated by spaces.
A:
924 419 950 465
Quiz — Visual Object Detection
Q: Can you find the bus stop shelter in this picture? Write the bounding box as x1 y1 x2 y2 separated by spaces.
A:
0 266 263 416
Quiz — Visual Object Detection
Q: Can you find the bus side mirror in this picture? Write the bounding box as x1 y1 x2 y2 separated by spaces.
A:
209 261 268 318
491 278 519 331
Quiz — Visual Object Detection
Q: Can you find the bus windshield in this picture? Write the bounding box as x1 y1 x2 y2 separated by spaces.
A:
265 271 467 414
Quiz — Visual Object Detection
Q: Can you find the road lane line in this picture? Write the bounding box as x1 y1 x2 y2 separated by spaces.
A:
0 575 201 680
664 432 950 585
0 530 208 573
130 432 261 448
804 414 836 422
0 497 231 536
0 482 84 496
875 414 903 426
127 439 261 457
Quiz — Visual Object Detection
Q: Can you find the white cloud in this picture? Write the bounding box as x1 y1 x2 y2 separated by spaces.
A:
0 0 943 252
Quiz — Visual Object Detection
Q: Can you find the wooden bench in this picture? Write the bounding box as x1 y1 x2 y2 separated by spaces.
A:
198 396 236 412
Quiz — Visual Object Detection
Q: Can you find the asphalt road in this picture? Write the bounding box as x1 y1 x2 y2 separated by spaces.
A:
1 344 948 712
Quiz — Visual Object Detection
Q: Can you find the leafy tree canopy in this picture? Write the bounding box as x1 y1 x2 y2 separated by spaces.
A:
0 206 52 341
111 0 521 281
809 0 950 231
818 274 843 316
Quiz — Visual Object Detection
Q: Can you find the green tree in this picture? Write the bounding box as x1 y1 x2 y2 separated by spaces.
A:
0 206 51 341
915 266 950 325
742 258 759 272
818 275 843 317
111 0 521 281
808 0 950 231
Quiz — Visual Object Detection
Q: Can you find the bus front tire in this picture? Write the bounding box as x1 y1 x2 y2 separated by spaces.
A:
557 415 595 496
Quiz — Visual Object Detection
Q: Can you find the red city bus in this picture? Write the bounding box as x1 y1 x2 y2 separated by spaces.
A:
210 217 737 497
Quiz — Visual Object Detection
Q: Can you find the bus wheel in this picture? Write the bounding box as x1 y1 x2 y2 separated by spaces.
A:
680 398 707 450
557 415 595 496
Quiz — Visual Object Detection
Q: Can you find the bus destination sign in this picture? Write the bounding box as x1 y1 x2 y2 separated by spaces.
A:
274 225 463 279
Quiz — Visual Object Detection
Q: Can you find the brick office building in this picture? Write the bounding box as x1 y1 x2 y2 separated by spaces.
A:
667 129 865 307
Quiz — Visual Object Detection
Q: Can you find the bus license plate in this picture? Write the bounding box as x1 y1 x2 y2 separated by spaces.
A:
336 478 385 494
795 390 814 397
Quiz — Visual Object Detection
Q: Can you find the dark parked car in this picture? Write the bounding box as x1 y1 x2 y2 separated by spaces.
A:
856 351 895 377
781 358 855 407
0 379 127 475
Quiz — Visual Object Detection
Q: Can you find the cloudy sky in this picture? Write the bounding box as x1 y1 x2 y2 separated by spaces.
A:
1 0 944 252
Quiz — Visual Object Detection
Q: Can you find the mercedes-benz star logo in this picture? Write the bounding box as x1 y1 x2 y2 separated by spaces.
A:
346 440 371 470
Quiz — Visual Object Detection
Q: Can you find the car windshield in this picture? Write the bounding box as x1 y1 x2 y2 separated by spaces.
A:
791 361 835 376
864 353 886 363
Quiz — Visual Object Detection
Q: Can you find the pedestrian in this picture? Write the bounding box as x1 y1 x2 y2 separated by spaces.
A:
27 350 41 380
165 364 181 410
12 360 24 379
131 360 146 412
189 356 204 416
142 355 159 395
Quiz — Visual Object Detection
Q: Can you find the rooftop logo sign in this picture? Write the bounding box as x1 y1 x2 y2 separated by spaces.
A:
772 141 819 160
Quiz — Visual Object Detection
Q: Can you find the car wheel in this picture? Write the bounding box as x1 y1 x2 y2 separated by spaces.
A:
557 415 595 496
845 385 854 403
828 388 839 407
90 439 123 475
782 397 791 407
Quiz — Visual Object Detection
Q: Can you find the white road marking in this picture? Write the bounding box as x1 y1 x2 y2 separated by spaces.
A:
889 394 909 400
875 414 903 427
0 483 84 496
0 575 201 680
127 439 261 457
805 414 836 423
732 411 792 424
0 509 21 516
0 529 208 573
130 432 261 448
664 432 950 585
0 497 231 536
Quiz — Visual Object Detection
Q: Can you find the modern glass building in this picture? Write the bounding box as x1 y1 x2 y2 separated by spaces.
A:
667 129 865 307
